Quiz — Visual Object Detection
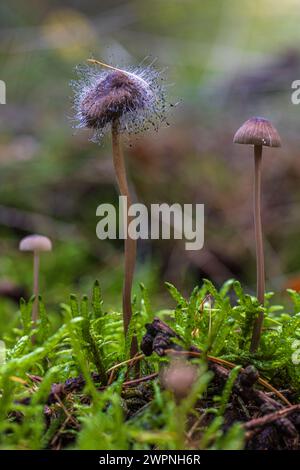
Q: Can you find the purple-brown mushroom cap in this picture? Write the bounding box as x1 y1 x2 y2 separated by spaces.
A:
233 117 281 148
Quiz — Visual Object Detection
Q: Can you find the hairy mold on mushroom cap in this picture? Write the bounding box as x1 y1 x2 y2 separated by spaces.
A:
80 71 150 128
233 117 281 148
71 59 172 360
72 61 169 142
19 234 52 252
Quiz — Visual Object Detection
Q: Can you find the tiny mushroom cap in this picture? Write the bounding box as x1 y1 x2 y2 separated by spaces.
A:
233 117 281 148
161 360 198 400
19 234 52 252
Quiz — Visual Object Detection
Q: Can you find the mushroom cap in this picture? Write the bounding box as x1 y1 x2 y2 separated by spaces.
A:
80 70 149 130
19 234 52 252
161 360 198 400
233 117 281 147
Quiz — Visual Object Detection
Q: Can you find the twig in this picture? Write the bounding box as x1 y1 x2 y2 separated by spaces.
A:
123 372 158 388
141 317 291 407
106 354 144 374
244 404 300 431
165 349 291 406
53 393 80 429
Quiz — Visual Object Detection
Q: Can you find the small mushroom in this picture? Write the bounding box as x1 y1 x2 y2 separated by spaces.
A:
233 117 281 352
161 359 198 403
72 58 169 359
19 234 52 328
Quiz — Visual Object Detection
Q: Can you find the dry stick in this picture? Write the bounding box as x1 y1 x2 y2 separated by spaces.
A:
164 349 291 406
107 354 144 384
41 346 289 406
111 120 138 358
53 393 80 428
250 144 265 353
107 354 146 385
123 372 158 388
244 404 300 432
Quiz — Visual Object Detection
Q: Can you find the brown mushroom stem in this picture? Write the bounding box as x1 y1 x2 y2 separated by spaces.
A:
32 250 40 342
250 144 265 353
111 119 138 357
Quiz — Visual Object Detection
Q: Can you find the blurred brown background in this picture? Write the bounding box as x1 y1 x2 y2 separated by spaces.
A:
0 0 300 326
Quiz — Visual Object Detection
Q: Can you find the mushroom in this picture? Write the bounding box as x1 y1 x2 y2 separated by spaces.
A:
72 58 168 358
233 117 281 352
19 234 52 328
161 359 198 403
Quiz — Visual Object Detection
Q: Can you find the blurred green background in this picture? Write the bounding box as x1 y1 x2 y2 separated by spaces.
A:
1 0 300 333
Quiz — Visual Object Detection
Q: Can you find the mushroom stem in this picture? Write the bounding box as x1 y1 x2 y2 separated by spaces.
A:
32 250 40 334
111 119 138 357
250 144 265 353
